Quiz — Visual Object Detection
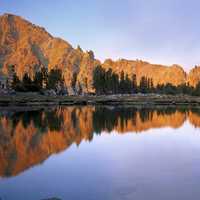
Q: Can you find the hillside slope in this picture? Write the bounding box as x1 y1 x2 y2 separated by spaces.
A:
0 13 199 92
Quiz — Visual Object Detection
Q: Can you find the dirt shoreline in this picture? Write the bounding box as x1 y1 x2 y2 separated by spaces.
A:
0 94 200 107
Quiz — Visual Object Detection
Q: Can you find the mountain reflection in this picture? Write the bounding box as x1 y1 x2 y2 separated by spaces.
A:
0 106 200 178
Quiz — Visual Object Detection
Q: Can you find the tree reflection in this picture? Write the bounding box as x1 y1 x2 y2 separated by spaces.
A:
0 106 200 177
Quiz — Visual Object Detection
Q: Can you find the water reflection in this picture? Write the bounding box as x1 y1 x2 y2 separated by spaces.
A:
0 106 200 178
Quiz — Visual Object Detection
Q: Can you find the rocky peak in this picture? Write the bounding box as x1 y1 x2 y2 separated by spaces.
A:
0 13 100 93
187 66 200 86
0 13 200 93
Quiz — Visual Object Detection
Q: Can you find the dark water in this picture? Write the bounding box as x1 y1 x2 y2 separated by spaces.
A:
0 106 200 200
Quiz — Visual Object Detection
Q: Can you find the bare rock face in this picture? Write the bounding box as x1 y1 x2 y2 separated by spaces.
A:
103 59 187 86
0 13 100 93
0 13 199 92
187 66 200 87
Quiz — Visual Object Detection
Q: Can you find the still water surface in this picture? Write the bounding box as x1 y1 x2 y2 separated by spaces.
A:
0 106 200 200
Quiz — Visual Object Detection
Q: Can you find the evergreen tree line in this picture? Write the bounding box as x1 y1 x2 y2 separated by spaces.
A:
9 64 200 96
93 65 200 96
11 66 66 93
93 66 138 95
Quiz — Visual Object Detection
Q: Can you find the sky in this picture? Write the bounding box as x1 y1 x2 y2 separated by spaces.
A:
0 0 200 71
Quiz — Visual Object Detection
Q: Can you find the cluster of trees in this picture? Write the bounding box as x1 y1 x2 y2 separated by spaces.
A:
93 66 138 94
8 64 200 96
11 66 66 94
93 65 200 96
93 65 156 95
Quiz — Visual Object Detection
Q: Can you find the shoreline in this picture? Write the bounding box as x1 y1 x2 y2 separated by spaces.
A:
0 94 200 107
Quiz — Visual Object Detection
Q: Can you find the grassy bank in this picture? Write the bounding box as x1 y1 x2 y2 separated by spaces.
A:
0 93 200 107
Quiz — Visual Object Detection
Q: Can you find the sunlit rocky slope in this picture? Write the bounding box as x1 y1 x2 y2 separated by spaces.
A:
0 13 200 93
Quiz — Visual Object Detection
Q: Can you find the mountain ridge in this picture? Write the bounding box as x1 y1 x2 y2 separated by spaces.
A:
0 13 200 93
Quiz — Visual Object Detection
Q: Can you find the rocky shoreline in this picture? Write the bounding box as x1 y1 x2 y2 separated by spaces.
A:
0 94 200 107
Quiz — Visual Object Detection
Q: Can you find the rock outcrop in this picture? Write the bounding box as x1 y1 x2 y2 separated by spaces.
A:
103 59 187 86
0 13 200 92
0 13 100 93
187 66 200 87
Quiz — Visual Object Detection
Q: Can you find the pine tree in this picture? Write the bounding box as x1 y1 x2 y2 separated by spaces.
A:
77 81 83 95
132 74 137 93
124 74 132 94
12 70 21 91
33 71 43 90
119 71 125 94
112 73 119 94
71 72 77 93
22 73 32 91
93 65 106 95
193 82 200 96
139 76 148 93
146 78 154 93
47 69 63 90
105 68 113 94
149 78 154 92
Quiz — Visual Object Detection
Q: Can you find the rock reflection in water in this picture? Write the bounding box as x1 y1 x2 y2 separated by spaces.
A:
0 106 199 178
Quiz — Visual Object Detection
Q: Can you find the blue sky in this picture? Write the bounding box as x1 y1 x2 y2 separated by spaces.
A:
1 0 200 71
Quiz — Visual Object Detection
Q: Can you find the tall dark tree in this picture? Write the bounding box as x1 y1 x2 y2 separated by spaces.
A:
112 73 119 94
147 78 154 93
132 74 137 93
22 73 32 91
93 65 106 95
105 68 113 93
139 76 148 93
77 81 83 95
33 71 43 90
193 82 200 96
47 69 63 90
119 71 126 94
71 72 77 93
121 74 131 94
12 70 21 91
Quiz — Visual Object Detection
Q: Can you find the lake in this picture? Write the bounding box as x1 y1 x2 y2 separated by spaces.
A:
0 106 200 200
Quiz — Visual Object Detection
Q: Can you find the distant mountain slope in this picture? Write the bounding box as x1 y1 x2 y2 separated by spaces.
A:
0 13 199 93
